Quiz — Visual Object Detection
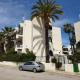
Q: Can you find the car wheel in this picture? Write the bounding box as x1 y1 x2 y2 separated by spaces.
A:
33 68 37 73
19 66 23 71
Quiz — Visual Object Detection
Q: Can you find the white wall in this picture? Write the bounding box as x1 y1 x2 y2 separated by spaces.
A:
32 17 46 62
15 18 46 62
65 64 74 73
52 27 63 55
74 22 80 43
42 62 55 72
65 64 80 73
78 64 80 72
0 61 17 67
22 20 33 53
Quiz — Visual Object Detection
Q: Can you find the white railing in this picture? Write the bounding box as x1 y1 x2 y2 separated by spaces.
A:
16 34 23 38
15 45 23 49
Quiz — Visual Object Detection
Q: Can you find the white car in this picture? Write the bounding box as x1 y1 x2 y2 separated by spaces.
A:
19 61 45 73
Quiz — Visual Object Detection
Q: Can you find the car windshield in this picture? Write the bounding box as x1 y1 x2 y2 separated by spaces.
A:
36 62 42 65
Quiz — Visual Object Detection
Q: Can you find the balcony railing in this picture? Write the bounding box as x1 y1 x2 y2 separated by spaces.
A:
15 45 23 49
16 34 22 38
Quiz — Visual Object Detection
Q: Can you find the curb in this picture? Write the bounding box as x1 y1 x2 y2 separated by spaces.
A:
47 70 80 77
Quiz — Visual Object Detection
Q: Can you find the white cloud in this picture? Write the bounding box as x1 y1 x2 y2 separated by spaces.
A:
0 1 28 28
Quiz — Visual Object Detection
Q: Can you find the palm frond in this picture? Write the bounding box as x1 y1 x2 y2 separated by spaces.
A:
31 0 63 22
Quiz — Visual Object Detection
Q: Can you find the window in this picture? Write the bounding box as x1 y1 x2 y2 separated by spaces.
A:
36 62 42 65
63 48 68 51
24 62 34 65
17 49 22 53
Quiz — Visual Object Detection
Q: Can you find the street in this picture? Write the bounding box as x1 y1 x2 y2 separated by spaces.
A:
0 65 80 80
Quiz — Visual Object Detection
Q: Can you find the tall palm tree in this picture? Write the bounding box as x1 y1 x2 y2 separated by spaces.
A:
2 27 15 53
64 24 73 40
64 23 76 54
31 0 63 62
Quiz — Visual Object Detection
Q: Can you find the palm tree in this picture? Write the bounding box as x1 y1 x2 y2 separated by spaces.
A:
0 32 5 53
2 27 16 53
76 41 80 53
63 23 76 54
31 0 63 62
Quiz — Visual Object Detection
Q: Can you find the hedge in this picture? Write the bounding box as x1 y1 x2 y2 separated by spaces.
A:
0 51 36 62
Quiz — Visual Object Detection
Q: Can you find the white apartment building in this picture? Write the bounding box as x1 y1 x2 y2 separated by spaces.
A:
74 21 80 43
52 27 63 55
15 18 46 62
15 17 63 62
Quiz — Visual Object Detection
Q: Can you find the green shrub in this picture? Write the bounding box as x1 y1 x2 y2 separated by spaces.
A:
55 62 62 69
51 57 57 63
20 51 36 62
0 53 6 61
0 50 36 62
5 53 20 62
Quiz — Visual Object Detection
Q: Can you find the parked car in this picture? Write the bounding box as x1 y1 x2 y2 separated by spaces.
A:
19 61 45 73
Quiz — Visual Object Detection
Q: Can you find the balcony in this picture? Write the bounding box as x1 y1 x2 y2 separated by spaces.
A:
16 36 22 47
15 45 23 49
16 34 22 38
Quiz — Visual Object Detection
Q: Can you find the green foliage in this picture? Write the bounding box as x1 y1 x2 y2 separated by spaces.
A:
51 57 57 63
51 57 62 69
31 0 63 21
76 41 80 53
64 24 74 33
0 51 36 62
19 52 36 62
4 53 20 62
55 62 62 69
68 52 80 63
68 41 80 63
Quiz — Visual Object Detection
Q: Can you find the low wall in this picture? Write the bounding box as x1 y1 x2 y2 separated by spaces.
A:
0 61 17 67
65 64 73 73
65 64 80 73
42 62 55 72
78 64 80 72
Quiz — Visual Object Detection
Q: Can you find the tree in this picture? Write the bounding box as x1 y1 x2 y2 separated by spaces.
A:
68 41 80 63
31 0 63 62
63 23 76 54
0 32 5 53
2 27 16 53
76 41 80 53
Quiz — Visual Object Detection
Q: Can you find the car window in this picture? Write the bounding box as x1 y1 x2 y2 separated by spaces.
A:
24 62 34 65
36 62 42 65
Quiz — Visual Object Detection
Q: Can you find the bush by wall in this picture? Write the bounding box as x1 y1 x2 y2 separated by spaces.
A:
20 51 36 62
55 62 62 69
0 51 36 62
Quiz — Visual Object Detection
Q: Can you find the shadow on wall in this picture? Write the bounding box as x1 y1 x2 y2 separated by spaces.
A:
32 17 46 61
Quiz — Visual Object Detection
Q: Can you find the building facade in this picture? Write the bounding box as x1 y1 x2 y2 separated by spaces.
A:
52 27 63 55
74 21 80 43
15 18 63 62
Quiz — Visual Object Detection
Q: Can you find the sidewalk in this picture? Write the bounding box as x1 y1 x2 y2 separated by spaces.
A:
47 70 80 77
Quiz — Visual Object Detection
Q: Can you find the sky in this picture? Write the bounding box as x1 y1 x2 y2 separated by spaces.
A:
0 0 80 45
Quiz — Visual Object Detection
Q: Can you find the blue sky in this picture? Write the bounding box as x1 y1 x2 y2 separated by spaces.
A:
0 0 80 45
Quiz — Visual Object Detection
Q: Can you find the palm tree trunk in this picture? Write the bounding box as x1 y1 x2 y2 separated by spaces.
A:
45 27 50 63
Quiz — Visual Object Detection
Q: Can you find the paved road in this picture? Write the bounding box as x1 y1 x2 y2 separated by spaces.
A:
0 65 80 80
